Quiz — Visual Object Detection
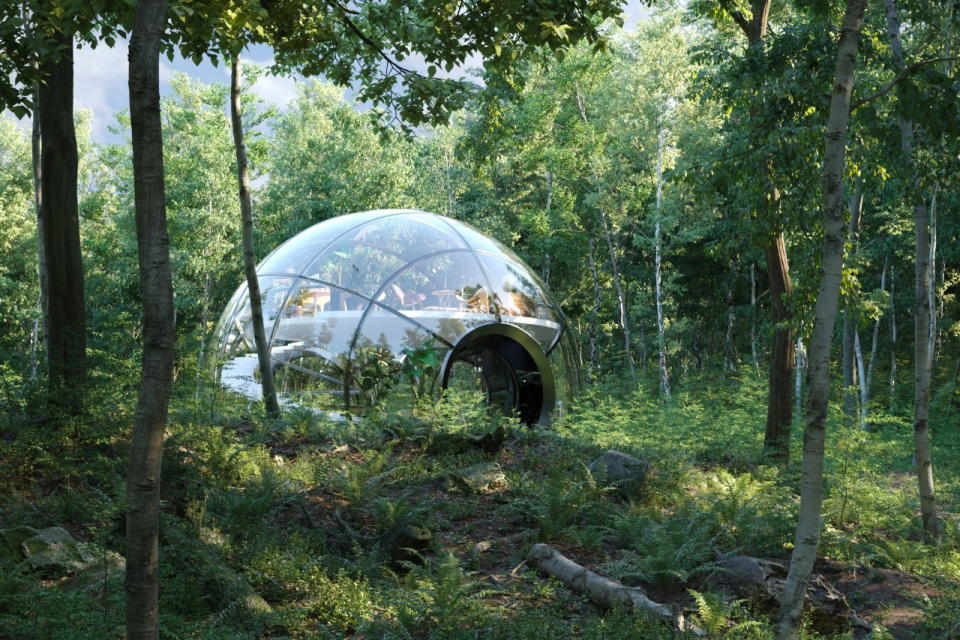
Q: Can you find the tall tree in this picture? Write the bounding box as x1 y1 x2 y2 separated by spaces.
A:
36 20 85 417
230 56 281 419
125 0 174 638
711 0 796 462
776 0 868 636
883 0 940 541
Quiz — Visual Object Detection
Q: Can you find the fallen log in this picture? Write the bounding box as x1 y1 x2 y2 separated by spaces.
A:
525 543 702 635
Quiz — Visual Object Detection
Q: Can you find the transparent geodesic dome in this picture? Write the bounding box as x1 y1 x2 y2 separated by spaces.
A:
211 209 579 424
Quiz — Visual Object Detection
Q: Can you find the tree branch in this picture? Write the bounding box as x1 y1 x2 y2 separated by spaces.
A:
331 0 416 77
850 56 960 112
719 0 752 37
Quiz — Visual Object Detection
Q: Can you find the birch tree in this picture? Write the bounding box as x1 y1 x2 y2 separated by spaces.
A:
884 0 940 541
776 1 868 636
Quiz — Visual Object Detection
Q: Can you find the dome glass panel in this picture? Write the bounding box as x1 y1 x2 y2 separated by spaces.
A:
212 209 579 424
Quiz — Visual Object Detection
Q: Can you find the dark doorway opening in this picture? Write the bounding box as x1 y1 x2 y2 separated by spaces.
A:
441 326 555 425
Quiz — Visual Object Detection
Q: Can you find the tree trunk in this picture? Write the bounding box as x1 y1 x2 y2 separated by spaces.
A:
573 80 636 385
927 188 937 367
841 189 863 424
30 78 46 381
776 1 867 637
889 263 897 409
37 27 85 417
764 234 794 463
125 1 174 638
230 57 281 420
543 169 553 285
588 237 601 381
795 336 805 418
725 0 795 465
600 210 637 385
751 262 758 370
883 0 939 542
841 309 855 419
725 261 738 373
654 128 670 396
864 257 888 421
855 329 868 426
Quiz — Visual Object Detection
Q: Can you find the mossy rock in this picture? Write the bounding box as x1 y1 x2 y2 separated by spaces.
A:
0 526 39 560
21 526 97 572
587 450 649 496
448 462 508 494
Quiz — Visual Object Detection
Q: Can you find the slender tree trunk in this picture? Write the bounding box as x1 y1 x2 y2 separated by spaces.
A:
573 80 637 385
855 329 868 426
775 2 867 637
889 263 897 409
230 57 281 420
654 128 670 396
588 237 601 381
543 169 553 285
37 27 85 417
863 258 888 427
764 234 794 463
842 308 855 418
884 0 939 541
842 189 863 424
30 79 46 381
927 188 937 367
795 336 805 418
726 0 795 466
600 210 637 385
125 1 174 638
751 263 758 370
725 261 738 373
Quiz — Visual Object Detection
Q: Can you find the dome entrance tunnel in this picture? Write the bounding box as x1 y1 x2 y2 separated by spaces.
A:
212 210 579 425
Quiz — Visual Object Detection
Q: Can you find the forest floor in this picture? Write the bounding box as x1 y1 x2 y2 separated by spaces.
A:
1 372 959 639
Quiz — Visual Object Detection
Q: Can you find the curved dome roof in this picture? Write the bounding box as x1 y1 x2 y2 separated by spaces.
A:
212 209 579 423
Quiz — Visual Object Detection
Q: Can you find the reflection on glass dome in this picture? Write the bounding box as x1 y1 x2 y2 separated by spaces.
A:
211 209 579 424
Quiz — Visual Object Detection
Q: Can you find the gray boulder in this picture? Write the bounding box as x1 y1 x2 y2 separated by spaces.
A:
587 450 649 495
448 462 508 494
21 526 96 572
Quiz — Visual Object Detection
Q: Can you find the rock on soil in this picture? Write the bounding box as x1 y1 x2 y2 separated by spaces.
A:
448 462 508 494
587 450 648 495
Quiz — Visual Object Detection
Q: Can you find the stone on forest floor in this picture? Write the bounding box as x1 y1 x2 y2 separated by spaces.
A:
587 450 648 495
707 555 852 635
21 526 98 571
448 462 508 494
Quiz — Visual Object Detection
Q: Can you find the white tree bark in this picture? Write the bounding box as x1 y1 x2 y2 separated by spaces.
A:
795 336 805 418
775 1 868 637
927 188 937 368
575 81 638 385
860 257 889 429
889 263 897 410
884 0 939 541
654 127 670 396
855 329 868 427
525 543 700 633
